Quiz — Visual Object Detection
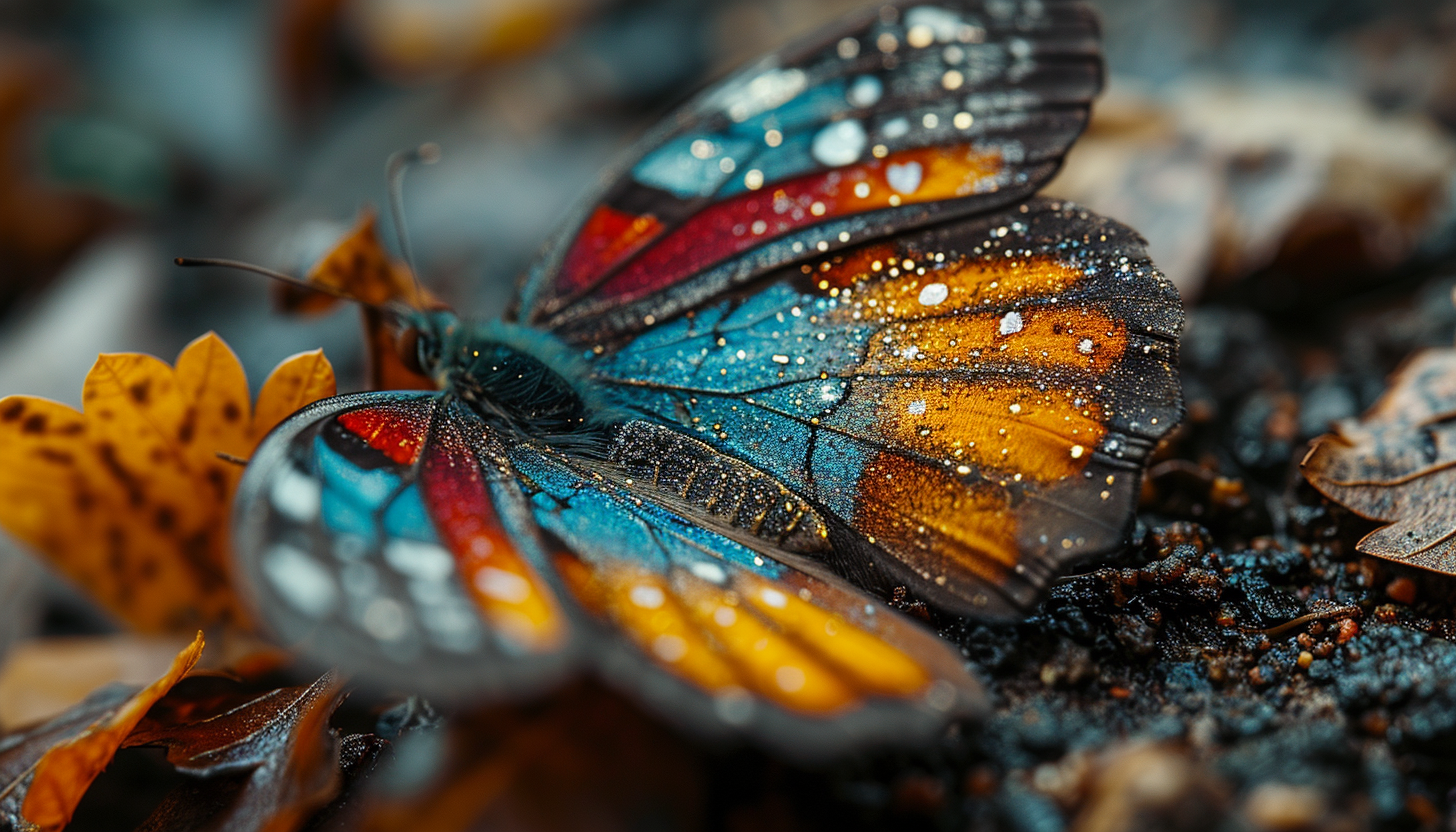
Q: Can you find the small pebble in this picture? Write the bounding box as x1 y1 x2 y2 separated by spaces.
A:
1336 619 1359 644
1243 783 1326 831
1385 576 1416 605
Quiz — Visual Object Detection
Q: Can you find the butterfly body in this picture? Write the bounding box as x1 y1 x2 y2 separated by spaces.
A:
232 0 1184 756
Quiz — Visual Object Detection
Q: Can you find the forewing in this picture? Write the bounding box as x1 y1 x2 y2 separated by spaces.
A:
515 0 1101 341
584 198 1184 617
507 436 986 758
232 393 577 698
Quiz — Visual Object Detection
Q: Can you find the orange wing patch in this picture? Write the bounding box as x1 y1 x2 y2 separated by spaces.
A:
557 556 936 716
419 420 567 654
734 575 929 698
559 559 741 696
837 144 1003 211
865 305 1126 376
877 383 1106 482
816 250 1085 302
855 455 1020 587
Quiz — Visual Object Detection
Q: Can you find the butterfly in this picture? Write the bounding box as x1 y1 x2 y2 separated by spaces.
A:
229 0 1183 757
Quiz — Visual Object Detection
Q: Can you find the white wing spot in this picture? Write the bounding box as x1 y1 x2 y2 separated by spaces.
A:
887 161 923 194
264 544 338 619
475 567 531 603
917 281 948 306
652 634 688 662
759 588 788 608
811 119 867 167
630 584 666 609
999 311 1023 335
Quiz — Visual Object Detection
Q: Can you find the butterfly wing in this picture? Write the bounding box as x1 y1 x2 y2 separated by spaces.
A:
232 392 578 697
507 431 986 756
513 0 1102 342
237 393 985 754
583 199 1183 617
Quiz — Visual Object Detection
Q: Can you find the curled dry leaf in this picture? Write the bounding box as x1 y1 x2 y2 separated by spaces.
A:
274 208 438 391
0 335 336 632
126 673 347 832
0 632 203 832
1302 348 1456 573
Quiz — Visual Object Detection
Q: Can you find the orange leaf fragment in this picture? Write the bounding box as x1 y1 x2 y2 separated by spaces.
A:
253 348 337 440
0 335 336 632
15 632 204 832
1302 348 1456 574
275 208 438 391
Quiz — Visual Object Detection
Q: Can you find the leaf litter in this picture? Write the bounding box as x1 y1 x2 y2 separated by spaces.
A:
1302 347 1456 574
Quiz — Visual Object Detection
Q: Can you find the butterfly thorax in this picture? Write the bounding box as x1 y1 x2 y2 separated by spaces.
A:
411 314 602 439
405 311 834 553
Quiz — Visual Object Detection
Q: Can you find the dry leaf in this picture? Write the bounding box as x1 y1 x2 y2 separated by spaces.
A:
0 632 203 832
0 335 336 632
127 673 346 832
0 635 195 733
274 208 437 392
1302 348 1456 573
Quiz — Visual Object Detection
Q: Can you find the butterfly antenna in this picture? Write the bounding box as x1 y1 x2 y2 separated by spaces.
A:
386 142 441 305
174 256 394 316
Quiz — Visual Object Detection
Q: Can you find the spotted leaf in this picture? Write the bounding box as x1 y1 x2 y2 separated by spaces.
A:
0 335 336 632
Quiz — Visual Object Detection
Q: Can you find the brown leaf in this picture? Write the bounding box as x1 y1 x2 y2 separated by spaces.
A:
0 335 336 632
127 673 346 832
0 633 203 832
1302 348 1456 573
273 209 437 391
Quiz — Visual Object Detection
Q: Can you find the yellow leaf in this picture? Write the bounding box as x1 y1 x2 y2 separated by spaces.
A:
0 334 337 633
19 632 204 832
252 349 337 441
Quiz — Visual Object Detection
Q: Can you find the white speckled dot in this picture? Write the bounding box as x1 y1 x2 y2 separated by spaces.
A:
264 544 337 619
882 117 910 139
917 281 948 306
630 585 665 609
475 567 531 603
811 120 867 167
999 310 1023 335
847 75 882 108
887 161 923 194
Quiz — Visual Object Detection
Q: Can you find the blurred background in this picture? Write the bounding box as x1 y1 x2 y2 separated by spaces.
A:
0 0 1454 701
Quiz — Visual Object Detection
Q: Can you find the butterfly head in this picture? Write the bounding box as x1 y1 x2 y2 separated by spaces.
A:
390 307 458 383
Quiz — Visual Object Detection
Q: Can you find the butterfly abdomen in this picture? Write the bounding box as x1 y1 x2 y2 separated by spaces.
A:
609 421 830 554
